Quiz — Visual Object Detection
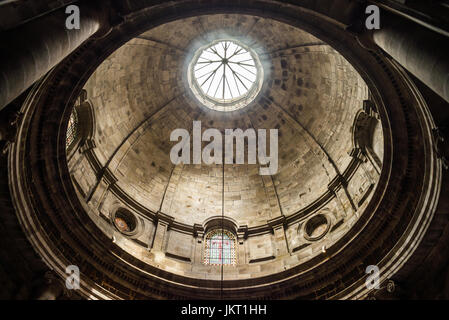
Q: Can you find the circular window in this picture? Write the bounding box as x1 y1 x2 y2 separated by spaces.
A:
304 214 330 241
188 39 264 112
113 209 138 235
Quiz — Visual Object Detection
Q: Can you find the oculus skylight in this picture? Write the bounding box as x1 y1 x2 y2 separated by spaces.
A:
188 39 263 112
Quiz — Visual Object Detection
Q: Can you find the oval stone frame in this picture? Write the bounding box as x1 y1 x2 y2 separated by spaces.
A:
303 214 331 241
111 208 140 237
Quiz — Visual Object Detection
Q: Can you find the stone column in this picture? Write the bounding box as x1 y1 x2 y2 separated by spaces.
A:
237 225 248 263
151 212 174 252
193 224 205 264
87 167 117 210
372 13 449 103
0 2 109 110
328 174 356 216
152 222 168 252
268 216 289 256
33 271 65 300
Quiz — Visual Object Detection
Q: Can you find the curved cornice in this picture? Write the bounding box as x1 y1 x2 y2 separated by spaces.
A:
78 130 366 235
7 0 441 300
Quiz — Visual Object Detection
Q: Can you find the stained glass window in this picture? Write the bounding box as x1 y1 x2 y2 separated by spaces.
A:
114 217 130 232
204 229 236 266
113 209 137 234
66 108 78 149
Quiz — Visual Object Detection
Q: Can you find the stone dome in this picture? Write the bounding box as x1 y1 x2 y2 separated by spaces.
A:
78 14 376 227
63 14 384 284
4 0 444 301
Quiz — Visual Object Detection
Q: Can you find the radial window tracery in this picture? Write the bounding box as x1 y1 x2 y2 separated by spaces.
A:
66 109 78 149
188 39 263 112
204 229 237 266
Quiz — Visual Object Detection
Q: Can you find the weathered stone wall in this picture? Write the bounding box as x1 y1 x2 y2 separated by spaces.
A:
67 14 381 281
77 14 371 228
66 152 379 281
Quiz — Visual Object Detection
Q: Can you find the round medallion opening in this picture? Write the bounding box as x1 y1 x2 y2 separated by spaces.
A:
113 209 138 235
304 214 330 241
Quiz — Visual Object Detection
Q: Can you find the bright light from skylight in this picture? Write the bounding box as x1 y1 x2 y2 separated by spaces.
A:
188 39 263 112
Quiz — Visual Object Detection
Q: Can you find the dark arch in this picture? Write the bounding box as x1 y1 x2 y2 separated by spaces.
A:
7 1 441 300
66 89 96 162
